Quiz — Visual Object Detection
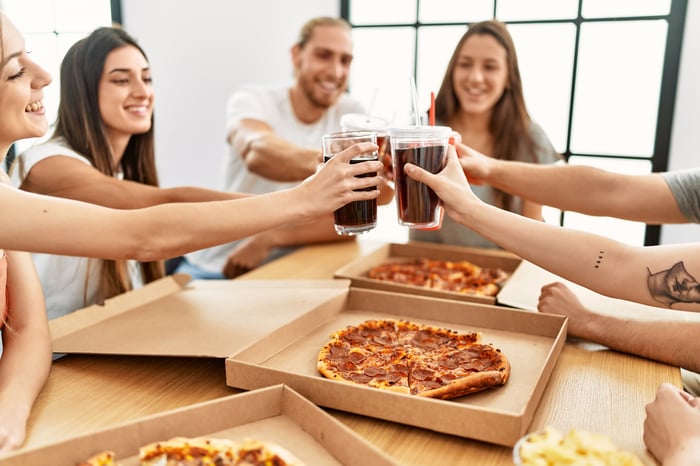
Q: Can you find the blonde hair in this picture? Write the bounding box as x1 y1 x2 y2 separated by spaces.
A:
296 16 350 48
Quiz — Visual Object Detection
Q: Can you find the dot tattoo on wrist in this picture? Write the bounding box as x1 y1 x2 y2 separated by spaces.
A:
594 251 604 269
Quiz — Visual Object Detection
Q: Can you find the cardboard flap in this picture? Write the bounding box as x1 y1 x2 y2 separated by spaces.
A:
497 260 700 319
51 278 351 358
49 274 192 340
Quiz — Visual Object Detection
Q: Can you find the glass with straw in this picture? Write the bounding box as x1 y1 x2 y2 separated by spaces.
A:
341 113 392 179
388 78 450 229
389 125 451 229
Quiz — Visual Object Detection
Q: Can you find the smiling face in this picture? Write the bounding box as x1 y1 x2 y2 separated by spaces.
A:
291 24 353 111
0 13 52 153
97 45 153 142
451 33 509 118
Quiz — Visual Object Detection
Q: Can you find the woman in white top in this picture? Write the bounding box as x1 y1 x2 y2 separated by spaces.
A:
0 12 381 451
12 27 366 319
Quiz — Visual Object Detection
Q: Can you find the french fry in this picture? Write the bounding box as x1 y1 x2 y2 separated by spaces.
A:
515 426 644 466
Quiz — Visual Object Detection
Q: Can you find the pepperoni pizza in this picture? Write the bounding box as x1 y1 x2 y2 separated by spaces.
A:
366 258 510 296
317 319 510 399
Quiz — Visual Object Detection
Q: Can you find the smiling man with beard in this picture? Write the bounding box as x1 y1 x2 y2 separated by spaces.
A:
178 16 392 280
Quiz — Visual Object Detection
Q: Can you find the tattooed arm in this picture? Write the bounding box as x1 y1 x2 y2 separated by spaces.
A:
405 147 700 311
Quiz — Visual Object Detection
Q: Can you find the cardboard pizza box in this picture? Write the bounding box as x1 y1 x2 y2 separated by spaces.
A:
225 288 567 447
50 275 566 447
1 384 397 466
333 241 522 305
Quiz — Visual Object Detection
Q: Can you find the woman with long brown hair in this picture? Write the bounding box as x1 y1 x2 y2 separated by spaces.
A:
11 27 364 320
411 20 560 248
0 12 381 450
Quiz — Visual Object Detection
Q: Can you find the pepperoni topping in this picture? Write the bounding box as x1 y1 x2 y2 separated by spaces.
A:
410 366 435 382
364 366 387 377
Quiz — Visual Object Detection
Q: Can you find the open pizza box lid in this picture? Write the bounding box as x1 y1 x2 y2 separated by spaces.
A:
50 274 353 357
1 384 398 466
333 241 522 305
50 274 567 447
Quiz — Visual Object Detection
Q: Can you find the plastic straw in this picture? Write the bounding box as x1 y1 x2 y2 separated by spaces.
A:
410 76 421 126
429 92 435 126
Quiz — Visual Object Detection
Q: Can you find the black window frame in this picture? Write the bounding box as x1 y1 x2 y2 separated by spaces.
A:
340 0 688 246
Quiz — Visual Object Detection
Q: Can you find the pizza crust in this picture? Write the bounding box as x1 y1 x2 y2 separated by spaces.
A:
416 367 511 400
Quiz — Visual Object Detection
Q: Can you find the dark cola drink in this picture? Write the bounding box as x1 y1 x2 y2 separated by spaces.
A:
376 134 393 178
324 154 378 235
393 144 446 227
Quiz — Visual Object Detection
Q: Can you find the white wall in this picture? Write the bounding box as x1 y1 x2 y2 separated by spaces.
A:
121 0 339 191
123 1 700 244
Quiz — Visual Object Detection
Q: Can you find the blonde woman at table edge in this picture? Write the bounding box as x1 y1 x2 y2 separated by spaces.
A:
0 12 381 453
405 146 700 466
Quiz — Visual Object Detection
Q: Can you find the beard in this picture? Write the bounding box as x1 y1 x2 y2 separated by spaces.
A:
298 73 342 109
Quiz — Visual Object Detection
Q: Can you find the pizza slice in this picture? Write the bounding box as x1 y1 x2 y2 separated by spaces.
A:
139 436 305 466
235 438 305 466
139 436 236 465
408 344 511 399
77 451 119 466
318 339 410 393
396 320 480 351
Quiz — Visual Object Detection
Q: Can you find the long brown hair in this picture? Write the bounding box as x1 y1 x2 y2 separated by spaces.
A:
52 27 163 303
435 20 536 211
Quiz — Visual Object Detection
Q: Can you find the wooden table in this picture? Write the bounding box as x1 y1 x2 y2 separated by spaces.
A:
18 240 678 465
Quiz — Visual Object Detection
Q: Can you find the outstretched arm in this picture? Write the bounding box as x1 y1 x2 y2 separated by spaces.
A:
456 144 687 224
230 119 322 182
0 143 382 262
538 282 700 372
19 155 250 208
405 147 700 311
222 214 352 278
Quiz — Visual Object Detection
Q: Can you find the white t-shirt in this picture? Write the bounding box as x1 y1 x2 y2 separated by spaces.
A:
185 85 365 273
11 138 144 320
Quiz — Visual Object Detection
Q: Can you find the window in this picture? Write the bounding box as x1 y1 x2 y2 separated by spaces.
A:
342 0 686 246
1 0 117 164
